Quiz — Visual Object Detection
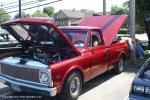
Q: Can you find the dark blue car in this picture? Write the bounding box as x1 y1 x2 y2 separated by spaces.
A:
129 57 150 100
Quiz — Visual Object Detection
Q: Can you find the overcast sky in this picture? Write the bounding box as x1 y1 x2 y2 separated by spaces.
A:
0 0 128 18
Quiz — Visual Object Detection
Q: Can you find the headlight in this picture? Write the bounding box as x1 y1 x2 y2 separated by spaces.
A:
40 72 49 82
133 85 144 93
39 69 53 87
145 87 150 95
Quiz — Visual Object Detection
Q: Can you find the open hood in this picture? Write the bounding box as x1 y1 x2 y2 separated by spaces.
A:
80 15 128 46
0 18 80 55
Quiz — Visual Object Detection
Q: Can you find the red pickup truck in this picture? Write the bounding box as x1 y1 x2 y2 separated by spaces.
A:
0 15 129 100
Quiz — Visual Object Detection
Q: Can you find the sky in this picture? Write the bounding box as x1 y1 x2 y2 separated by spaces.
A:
0 0 128 18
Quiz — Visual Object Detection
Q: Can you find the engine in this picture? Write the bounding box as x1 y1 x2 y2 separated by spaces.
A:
2 47 66 66
22 48 64 65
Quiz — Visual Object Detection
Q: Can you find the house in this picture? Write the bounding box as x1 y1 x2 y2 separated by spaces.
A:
54 10 111 26
54 10 85 26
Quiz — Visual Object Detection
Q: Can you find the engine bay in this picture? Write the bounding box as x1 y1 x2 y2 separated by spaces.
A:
1 45 76 66
0 22 78 66
19 46 72 65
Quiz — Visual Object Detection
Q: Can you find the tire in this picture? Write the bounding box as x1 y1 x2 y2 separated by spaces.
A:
113 56 124 74
60 71 82 100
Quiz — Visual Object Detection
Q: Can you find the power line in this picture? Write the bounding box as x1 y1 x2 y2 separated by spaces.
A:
2 0 26 7
2 0 40 10
0 0 62 16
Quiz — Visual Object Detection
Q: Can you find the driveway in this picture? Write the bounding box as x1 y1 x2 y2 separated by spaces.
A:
0 66 137 100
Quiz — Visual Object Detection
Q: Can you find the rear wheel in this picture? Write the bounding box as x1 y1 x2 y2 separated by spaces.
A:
113 56 124 74
60 72 82 100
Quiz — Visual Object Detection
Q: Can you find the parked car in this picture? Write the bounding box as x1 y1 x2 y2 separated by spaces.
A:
0 29 20 57
0 16 129 100
129 57 150 100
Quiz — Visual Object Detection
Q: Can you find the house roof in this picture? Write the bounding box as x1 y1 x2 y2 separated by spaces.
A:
63 10 85 18
54 10 111 19
71 19 84 25
55 10 86 19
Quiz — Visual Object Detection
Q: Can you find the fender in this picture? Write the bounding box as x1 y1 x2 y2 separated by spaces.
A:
56 65 84 93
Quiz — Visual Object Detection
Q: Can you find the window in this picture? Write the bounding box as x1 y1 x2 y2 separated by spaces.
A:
89 31 102 47
62 30 88 48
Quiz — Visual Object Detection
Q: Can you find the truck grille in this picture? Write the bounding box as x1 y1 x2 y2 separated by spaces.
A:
0 63 39 83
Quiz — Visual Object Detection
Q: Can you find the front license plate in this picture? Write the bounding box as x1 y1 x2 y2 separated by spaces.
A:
11 84 21 92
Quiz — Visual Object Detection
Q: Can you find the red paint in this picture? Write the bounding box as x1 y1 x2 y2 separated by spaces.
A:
80 15 128 46
1 16 129 95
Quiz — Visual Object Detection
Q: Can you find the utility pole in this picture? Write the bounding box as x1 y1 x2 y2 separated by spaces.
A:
1 2 3 9
19 0 21 18
103 0 106 15
129 0 136 65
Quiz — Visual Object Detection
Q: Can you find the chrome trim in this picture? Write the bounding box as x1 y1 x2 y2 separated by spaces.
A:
0 75 57 96
0 60 48 70
39 69 53 87
1 74 48 87
0 60 53 86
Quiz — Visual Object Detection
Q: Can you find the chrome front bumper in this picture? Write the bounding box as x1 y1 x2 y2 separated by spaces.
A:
0 75 57 96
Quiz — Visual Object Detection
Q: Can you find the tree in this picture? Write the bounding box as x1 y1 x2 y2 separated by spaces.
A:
32 11 48 17
144 18 150 47
43 6 54 17
80 9 94 14
123 1 129 9
111 5 128 15
14 11 30 19
0 9 11 23
136 0 150 46
136 0 150 28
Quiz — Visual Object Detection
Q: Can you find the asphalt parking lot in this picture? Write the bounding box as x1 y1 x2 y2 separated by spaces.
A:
0 66 138 100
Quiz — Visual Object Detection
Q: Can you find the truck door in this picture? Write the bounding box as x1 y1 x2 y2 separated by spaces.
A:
89 31 109 79
108 38 124 70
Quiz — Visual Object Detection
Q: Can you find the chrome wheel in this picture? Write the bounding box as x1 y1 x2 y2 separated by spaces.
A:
70 76 81 97
60 72 82 100
119 58 124 72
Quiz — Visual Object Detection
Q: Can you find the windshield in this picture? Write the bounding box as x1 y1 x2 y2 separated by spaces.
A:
62 30 88 48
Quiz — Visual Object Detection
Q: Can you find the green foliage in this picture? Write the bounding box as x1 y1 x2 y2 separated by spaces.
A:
111 5 128 15
32 11 48 17
136 24 145 34
80 9 94 14
118 28 129 34
136 0 150 33
0 9 11 23
14 11 30 19
123 1 129 9
43 6 55 17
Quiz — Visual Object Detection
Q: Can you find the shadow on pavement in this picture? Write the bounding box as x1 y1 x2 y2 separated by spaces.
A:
124 64 140 74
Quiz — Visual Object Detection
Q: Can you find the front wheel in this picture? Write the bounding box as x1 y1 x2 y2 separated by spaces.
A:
113 57 124 74
60 72 82 100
